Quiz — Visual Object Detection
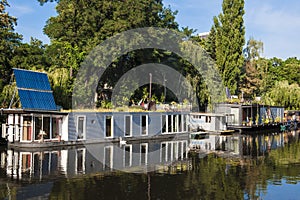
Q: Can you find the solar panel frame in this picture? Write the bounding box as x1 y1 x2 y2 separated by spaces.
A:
18 89 57 110
13 68 58 111
14 68 52 91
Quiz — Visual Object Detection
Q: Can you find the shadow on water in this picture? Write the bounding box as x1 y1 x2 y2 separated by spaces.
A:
0 130 299 199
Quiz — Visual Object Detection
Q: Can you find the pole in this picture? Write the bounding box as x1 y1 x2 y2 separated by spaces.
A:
149 73 152 100
9 88 17 109
164 75 166 103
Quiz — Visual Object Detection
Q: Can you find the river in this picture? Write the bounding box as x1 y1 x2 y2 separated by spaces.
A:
0 130 299 200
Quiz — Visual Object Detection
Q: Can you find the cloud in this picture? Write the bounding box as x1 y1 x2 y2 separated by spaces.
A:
247 4 300 34
8 4 34 16
245 1 300 59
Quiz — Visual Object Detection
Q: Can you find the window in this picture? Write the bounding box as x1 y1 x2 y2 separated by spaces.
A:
168 115 172 133
178 141 182 159
178 115 182 132
205 116 211 123
181 115 187 132
75 148 85 174
105 116 113 138
172 115 180 132
125 115 132 137
161 143 167 162
52 117 61 139
21 153 32 173
162 115 167 133
22 116 32 141
167 142 172 161
77 116 86 140
124 145 132 167
140 143 148 165
182 141 187 159
141 115 148 135
43 117 50 140
173 142 178 160
34 116 42 140
104 146 113 170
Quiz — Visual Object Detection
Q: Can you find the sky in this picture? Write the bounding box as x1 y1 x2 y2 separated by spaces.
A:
6 0 300 60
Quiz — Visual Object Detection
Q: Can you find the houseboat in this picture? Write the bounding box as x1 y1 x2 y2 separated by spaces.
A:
188 112 234 134
1 69 191 148
3 110 191 148
214 103 285 133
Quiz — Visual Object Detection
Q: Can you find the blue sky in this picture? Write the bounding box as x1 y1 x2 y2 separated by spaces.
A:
6 0 300 60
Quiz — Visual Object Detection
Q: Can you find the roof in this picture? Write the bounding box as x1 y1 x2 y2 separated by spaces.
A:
13 68 57 111
190 112 225 117
0 108 68 115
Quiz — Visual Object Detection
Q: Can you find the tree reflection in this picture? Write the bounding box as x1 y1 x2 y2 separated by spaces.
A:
0 131 299 199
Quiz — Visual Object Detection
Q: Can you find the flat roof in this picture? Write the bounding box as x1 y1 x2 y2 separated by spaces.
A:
0 108 68 115
190 112 225 117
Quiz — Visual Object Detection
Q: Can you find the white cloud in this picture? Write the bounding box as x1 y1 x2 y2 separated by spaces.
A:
247 4 300 33
8 4 33 17
245 1 300 59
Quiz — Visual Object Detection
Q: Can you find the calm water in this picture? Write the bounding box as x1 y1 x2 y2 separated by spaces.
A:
0 130 299 200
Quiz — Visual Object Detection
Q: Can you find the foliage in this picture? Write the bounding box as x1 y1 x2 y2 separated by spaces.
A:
211 0 245 94
269 137 300 165
0 0 22 103
1 82 18 108
48 67 72 108
44 0 178 52
42 0 180 109
100 100 113 109
240 38 264 97
263 80 300 110
244 37 263 61
278 57 300 86
0 0 299 111
205 23 217 60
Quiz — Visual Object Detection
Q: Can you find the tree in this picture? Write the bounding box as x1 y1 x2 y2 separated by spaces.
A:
279 57 300 86
263 80 300 110
211 0 245 94
204 17 218 60
244 37 263 62
43 0 178 52
45 41 86 109
0 0 22 103
10 38 50 71
240 38 264 97
41 0 180 108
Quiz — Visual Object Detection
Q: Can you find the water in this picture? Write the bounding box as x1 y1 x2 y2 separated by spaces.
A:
0 130 299 200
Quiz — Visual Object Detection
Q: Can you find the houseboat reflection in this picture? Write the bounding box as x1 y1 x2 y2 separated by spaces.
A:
5 138 189 180
3 130 299 181
189 130 299 158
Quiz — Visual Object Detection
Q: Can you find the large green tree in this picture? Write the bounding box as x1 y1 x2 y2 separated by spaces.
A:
10 38 50 71
40 0 180 109
43 0 178 52
0 0 22 105
279 57 300 86
209 0 245 94
263 80 300 110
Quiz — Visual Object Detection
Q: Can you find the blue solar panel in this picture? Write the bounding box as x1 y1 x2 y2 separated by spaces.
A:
13 68 58 110
18 89 57 110
14 68 51 91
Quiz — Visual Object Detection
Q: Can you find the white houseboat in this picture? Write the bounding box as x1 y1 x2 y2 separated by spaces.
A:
1 69 190 148
188 112 233 134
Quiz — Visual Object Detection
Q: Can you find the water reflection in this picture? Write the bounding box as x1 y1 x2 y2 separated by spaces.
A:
0 130 299 199
189 130 300 158
4 138 190 181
